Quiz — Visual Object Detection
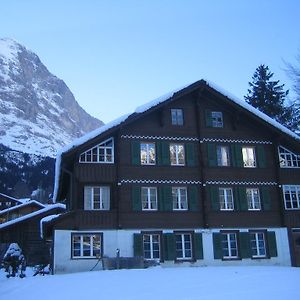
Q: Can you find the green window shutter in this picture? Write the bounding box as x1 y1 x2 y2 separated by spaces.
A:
188 186 199 211
156 142 162 165
158 187 164 211
132 187 142 211
261 187 271 211
186 143 196 166
213 232 223 259
131 141 140 165
267 231 278 257
207 143 217 167
164 233 176 261
239 232 251 258
233 187 240 211
238 187 248 211
234 144 243 167
194 233 203 260
230 144 236 167
257 145 266 168
205 109 212 127
210 186 220 211
133 233 143 257
161 142 170 165
163 186 172 211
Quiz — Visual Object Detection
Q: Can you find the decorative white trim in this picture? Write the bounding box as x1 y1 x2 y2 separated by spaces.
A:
119 179 201 185
121 135 272 145
201 138 272 144
205 180 277 186
121 135 199 142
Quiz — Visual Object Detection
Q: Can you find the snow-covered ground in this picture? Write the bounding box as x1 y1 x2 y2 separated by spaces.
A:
1 266 299 300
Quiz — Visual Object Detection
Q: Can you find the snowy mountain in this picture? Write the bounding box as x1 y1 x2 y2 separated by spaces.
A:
0 38 103 157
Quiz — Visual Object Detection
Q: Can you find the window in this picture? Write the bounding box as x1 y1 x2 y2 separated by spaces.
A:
72 233 101 258
141 187 157 210
211 111 223 127
219 188 234 210
171 109 184 125
170 143 185 166
217 145 230 166
79 138 114 163
143 234 160 260
283 185 300 209
222 232 238 259
84 186 110 210
250 232 266 258
278 146 300 168
242 147 256 168
246 188 261 210
172 187 188 210
175 233 192 260
140 143 156 165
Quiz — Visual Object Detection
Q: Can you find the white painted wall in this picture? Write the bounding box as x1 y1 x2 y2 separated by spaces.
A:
53 227 291 274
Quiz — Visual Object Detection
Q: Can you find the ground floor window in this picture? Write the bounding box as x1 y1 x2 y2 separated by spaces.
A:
250 232 266 258
143 234 160 260
72 233 102 258
175 233 192 260
222 232 238 259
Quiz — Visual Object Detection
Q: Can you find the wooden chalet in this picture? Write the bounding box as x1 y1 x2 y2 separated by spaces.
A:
47 79 300 274
0 201 65 265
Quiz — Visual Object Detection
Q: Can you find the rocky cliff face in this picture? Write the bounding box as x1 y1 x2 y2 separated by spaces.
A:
0 38 103 157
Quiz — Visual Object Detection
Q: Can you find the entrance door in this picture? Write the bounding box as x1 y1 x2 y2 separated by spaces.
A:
291 229 300 267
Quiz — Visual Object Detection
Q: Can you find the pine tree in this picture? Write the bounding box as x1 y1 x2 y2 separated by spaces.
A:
244 64 296 130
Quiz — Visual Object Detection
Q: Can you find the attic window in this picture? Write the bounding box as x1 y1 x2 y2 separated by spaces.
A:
171 109 184 125
278 146 300 168
79 138 114 163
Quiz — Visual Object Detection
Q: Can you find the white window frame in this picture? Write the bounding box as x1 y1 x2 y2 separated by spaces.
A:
171 108 184 125
141 187 158 211
246 188 261 210
222 232 238 259
84 186 110 210
170 143 185 166
250 232 266 258
143 234 160 260
219 188 234 211
79 138 114 164
172 187 188 210
283 185 300 210
175 233 192 260
242 146 256 168
211 111 223 128
278 146 300 168
217 145 230 166
72 233 101 258
140 143 156 165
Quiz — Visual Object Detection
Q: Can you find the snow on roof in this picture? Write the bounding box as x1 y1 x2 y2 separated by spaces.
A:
0 200 45 216
39 214 63 239
0 193 22 203
53 79 300 202
0 203 66 230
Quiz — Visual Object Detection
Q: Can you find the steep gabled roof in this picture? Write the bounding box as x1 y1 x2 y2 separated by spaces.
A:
0 200 45 216
53 79 300 202
0 203 66 230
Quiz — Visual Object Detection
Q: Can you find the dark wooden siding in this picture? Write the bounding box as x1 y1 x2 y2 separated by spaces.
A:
59 85 300 232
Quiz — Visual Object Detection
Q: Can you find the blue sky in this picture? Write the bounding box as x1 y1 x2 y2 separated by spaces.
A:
1 0 300 123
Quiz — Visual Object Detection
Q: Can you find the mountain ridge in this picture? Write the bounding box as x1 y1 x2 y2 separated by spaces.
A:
0 37 103 157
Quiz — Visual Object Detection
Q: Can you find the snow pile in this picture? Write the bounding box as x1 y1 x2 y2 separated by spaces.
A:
1 266 300 300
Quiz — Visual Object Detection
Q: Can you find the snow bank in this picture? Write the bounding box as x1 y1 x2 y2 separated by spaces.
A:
1 266 300 300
